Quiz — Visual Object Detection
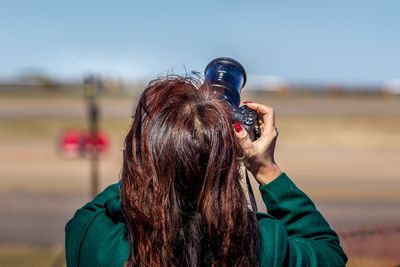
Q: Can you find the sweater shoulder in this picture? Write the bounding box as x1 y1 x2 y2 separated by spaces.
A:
79 208 130 266
65 183 125 266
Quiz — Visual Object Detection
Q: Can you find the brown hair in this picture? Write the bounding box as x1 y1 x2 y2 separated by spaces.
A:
121 75 260 266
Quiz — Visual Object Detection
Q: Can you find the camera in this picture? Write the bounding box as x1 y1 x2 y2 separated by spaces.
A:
204 57 261 141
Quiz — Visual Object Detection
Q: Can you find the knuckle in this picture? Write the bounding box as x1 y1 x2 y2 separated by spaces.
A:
241 134 252 143
272 128 278 137
263 106 274 115
262 104 272 110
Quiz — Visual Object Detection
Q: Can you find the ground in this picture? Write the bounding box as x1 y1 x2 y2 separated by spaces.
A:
0 93 399 266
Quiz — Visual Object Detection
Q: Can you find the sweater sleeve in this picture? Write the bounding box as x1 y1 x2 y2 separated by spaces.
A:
256 173 347 267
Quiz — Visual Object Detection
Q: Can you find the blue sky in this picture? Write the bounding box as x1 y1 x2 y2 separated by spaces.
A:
1 0 399 84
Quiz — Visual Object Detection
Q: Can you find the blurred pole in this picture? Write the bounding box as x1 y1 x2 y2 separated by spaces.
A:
84 75 101 198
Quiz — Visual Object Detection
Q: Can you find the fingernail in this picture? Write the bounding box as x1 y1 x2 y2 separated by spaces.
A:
243 101 252 104
234 122 243 133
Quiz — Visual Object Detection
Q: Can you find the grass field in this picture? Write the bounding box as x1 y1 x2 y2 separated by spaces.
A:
1 93 399 266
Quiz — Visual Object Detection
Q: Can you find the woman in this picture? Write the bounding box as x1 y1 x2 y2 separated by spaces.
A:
65 75 347 266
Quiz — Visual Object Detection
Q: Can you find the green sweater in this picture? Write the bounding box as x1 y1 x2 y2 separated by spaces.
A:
65 173 347 266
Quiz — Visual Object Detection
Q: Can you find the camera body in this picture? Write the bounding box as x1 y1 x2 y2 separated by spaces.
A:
204 57 261 141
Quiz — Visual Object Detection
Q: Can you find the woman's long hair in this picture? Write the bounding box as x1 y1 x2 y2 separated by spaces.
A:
121 75 260 267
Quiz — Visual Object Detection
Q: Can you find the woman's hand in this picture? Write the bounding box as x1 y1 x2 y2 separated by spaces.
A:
234 102 282 185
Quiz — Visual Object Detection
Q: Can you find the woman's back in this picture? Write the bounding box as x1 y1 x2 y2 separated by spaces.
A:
66 173 347 266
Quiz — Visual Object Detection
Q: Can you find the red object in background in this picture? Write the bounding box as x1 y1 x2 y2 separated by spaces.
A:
59 130 109 158
60 130 82 158
82 132 109 154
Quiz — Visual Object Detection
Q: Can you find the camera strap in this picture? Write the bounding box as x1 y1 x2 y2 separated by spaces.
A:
245 169 258 212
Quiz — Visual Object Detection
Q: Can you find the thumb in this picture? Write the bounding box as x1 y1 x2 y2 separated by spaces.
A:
233 122 253 153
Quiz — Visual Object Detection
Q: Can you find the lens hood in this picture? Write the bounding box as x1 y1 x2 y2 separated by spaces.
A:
205 57 247 87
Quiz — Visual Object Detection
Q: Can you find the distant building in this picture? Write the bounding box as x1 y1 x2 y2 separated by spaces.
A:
246 75 288 92
383 79 400 95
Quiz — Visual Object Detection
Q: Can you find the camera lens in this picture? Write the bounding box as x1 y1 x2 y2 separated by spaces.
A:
204 57 247 107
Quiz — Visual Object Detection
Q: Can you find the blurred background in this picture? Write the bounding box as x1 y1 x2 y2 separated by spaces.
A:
1 1 399 266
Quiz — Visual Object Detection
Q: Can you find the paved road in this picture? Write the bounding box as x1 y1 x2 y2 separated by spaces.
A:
1 191 399 246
